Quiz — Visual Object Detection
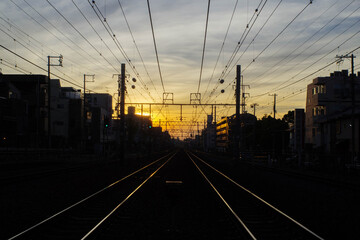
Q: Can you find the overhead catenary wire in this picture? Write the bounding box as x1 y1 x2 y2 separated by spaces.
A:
223 0 283 81
147 0 166 93
197 0 211 94
241 0 313 74
0 14 52 55
205 0 268 103
117 0 162 102
274 13 360 89
15 0 108 70
211 0 354 106
0 44 97 92
252 44 360 102
217 0 267 81
0 22 86 86
0 58 31 74
203 0 238 99
46 0 121 75
89 0 155 102
0 11 108 79
276 44 360 93
212 0 283 104
254 1 359 90
251 0 344 86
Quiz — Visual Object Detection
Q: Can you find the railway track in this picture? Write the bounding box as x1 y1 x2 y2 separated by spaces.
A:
7 149 325 239
8 151 176 240
187 150 324 240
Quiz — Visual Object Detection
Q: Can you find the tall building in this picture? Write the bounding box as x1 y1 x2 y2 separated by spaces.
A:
0 74 83 148
216 116 231 152
0 74 48 147
305 70 360 158
215 113 256 153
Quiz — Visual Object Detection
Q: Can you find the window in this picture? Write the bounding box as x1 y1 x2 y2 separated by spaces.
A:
312 85 326 95
313 106 326 117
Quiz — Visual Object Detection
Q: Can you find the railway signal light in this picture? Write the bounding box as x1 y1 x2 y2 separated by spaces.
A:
104 117 110 128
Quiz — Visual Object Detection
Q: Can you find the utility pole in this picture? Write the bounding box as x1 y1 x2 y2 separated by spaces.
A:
214 102 217 124
336 54 356 163
235 65 241 160
269 94 277 118
120 63 126 163
180 105 183 121
47 55 63 148
240 75 250 114
83 74 95 148
251 103 259 117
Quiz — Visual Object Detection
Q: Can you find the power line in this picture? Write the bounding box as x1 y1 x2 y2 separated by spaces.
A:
218 0 267 80
0 24 85 87
71 0 125 73
278 46 360 93
0 44 96 91
15 0 107 69
272 22 360 93
0 11 106 78
203 0 238 99
89 0 155 102
205 0 268 102
197 0 211 94
224 0 283 81
242 0 313 73
254 1 359 90
0 27 45 62
117 0 161 101
211 0 283 104
46 0 121 74
146 0 165 93
0 58 31 74
251 0 343 86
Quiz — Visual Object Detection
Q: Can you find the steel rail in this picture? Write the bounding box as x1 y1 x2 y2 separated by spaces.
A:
81 151 177 239
8 151 175 240
189 151 324 240
186 152 257 240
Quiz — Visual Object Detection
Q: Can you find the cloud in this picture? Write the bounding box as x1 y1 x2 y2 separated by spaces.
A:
0 0 359 122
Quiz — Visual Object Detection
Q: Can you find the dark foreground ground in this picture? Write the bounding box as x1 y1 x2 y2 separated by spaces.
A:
1 148 359 239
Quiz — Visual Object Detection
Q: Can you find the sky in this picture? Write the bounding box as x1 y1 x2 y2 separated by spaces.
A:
0 0 360 138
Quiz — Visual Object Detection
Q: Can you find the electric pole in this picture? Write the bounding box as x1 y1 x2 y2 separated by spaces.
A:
120 63 126 163
235 65 241 160
47 55 63 148
251 103 259 117
241 84 250 114
269 94 277 119
336 54 356 163
83 74 95 148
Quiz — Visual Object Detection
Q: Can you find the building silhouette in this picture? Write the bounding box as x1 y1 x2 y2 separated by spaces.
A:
305 70 360 162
